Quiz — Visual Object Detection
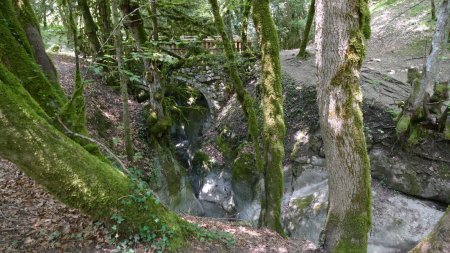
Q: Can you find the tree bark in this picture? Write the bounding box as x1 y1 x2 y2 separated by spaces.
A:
150 0 159 41
252 0 286 236
396 0 449 142
112 0 134 161
97 0 113 44
120 0 165 132
297 0 315 59
209 0 263 171
1 0 66 117
409 206 450 253
431 0 436 20
13 0 59 84
315 0 372 251
240 0 251 52
0 1 190 247
77 0 104 59
0 70 189 248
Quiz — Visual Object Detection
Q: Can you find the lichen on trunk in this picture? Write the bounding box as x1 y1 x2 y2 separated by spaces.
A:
315 0 372 251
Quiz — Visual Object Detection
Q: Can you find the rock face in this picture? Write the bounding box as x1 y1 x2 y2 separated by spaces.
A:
370 147 450 204
175 64 447 252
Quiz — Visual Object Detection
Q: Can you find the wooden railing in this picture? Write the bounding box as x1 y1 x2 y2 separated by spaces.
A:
163 36 252 54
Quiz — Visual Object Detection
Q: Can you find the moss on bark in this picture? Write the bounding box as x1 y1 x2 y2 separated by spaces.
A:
252 0 286 236
0 62 190 249
0 0 67 117
209 0 263 172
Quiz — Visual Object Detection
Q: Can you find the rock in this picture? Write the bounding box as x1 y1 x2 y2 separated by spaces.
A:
294 156 310 164
370 147 450 204
311 156 326 167
282 166 444 253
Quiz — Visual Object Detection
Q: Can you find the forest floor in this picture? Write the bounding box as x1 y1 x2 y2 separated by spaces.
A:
0 55 317 252
1 0 449 252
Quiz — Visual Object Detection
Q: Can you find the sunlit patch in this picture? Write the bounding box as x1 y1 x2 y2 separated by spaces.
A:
294 130 309 143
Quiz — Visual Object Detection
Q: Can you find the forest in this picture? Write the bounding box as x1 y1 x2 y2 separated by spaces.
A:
0 0 449 252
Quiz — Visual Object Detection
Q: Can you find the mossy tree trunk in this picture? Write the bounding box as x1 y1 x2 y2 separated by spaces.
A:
431 0 436 20
77 0 104 59
112 0 134 161
240 0 252 53
315 0 372 251
296 0 315 59
0 71 189 248
97 0 113 44
13 0 59 84
0 0 190 248
409 206 450 253
60 0 89 136
252 0 286 236
0 0 67 117
150 0 159 41
209 0 263 171
119 0 166 134
396 0 449 143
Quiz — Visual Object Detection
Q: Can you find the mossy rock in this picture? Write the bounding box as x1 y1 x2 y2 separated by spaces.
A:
292 195 314 213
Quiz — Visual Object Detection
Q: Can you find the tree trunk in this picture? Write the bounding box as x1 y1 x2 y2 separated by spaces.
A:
1 0 67 117
13 0 59 84
77 0 104 59
431 0 436 20
0 71 189 248
252 0 286 236
0 1 190 247
120 0 165 133
409 206 450 253
112 0 134 161
209 0 263 171
396 0 449 143
315 0 372 251
240 0 251 52
150 0 159 41
297 0 315 59
97 0 113 44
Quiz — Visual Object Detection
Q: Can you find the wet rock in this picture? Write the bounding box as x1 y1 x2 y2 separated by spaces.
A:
311 156 326 167
282 166 444 253
370 147 450 204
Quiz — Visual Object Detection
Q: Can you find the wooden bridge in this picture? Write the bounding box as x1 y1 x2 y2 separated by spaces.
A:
163 36 253 54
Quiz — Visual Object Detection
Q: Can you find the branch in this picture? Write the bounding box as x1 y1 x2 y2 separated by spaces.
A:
56 117 131 175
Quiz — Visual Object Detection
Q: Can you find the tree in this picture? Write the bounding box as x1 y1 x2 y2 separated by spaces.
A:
77 0 103 59
315 0 372 251
396 0 449 144
431 0 436 21
252 0 286 236
297 0 315 59
409 207 450 253
0 0 191 248
119 0 167 135
208 0 263 172
240 0 252 52
112 0 134 161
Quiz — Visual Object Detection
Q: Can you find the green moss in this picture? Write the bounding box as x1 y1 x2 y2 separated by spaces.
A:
0 63 190 249
0 4 67 116
359 0 371 39
396 114 411 135
405 172 421 195
292 195 314 212
232 151 255 182
253 0 286 236
209 0 263 172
